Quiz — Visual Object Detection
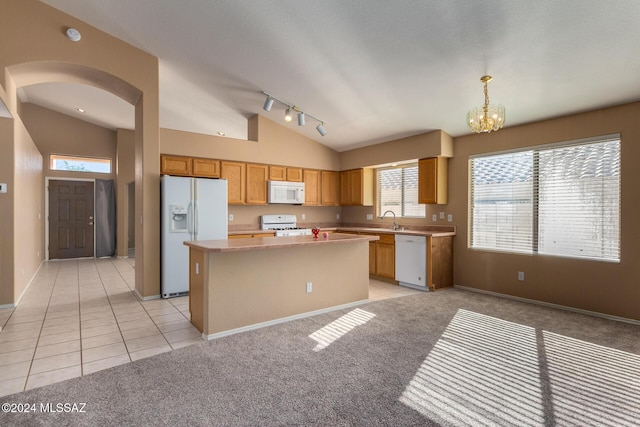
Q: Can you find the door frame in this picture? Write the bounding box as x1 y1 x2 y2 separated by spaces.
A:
45 176 97 261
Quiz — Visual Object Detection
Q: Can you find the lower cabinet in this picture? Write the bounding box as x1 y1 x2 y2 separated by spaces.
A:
374 234 395 280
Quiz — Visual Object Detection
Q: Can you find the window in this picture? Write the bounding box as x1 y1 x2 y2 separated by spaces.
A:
470 136 620 262
50 155 111 174
377 164 425 218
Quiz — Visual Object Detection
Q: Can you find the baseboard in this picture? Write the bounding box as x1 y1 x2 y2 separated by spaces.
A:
203 299 370 341
133 289 160 301
11 260 45 308
454 284 640 326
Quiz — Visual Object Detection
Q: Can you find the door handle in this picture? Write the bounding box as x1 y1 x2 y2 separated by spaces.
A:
88 222 94 225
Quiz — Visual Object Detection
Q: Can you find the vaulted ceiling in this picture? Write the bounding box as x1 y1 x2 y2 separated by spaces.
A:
26 0 640 151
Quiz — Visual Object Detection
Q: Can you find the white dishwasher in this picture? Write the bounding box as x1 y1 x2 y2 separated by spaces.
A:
395 234 427 291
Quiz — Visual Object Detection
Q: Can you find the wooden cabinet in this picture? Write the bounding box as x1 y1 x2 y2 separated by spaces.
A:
340 168 373 206
221 161 246 204
192 158 220 178
303 169 321 206
246 163 268 204
374 234 395 280
269 166 303 182
269 165 286 181
418 157 448 204
161 155 191 176
286 167 303 182
321 171 340 206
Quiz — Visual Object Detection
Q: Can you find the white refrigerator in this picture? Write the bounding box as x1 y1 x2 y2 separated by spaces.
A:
161 175 228 298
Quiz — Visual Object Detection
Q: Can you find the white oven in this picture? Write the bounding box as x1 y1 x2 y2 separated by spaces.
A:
268 181 305 205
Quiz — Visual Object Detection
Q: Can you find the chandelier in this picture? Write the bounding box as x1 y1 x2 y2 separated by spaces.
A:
467 75 505 133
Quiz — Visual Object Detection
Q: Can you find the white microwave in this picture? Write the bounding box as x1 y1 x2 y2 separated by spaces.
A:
268 180 305 204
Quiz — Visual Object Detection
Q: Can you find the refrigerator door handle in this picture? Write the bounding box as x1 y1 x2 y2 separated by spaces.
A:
187 201 194 238
194 200 199 239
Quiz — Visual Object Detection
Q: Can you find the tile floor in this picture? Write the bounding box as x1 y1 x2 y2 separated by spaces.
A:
0 259 421 398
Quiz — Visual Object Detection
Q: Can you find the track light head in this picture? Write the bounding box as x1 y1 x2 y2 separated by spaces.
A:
263 96 274 112
297 111 305 126
284 108 292 122
316 122 327 136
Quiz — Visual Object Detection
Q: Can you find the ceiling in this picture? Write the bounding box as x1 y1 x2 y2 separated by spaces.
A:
25 0 640 152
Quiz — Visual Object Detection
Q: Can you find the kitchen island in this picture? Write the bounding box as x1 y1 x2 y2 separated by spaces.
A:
184 233 379 339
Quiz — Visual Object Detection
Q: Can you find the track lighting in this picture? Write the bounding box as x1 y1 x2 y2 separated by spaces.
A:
263 96 274 112
316 123 327 136
261 91 327 136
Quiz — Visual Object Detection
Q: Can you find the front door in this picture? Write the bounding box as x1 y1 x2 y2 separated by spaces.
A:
49 180 95 259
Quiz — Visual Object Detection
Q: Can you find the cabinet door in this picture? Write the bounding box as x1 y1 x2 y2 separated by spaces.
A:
192 158 220 178
286 167 303 182
321 171 339 206
221 161 246 204
161 155 191 176
375 242 395 279
269 165 286 181
369 241 376 274
246 163 269 205
340 171 351 205
303 169 321 206
418 157 448 204
350 169 363 205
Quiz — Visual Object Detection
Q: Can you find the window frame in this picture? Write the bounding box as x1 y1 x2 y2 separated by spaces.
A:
376 163 425 219
469 134 621 262
50 154 112 174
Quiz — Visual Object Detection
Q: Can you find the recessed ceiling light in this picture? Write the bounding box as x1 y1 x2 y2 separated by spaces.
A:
76 108 86 113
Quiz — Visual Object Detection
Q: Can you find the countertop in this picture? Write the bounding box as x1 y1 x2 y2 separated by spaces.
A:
185 232 379 253
333 227 456 238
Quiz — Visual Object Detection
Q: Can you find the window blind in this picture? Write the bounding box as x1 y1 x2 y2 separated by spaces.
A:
470 137 620 261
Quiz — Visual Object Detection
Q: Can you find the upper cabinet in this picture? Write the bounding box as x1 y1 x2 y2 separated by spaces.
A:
418 157 448 204
221 161 246 205
161 155 192 176
321 171 340 206
340 168 373 206
269 165 303 182
303 169 321 206
192 158 220 178
269 165 286 181
286 167 303 182
246 163 269 205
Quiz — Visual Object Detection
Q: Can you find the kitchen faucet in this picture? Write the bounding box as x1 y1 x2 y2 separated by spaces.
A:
380 210 399 230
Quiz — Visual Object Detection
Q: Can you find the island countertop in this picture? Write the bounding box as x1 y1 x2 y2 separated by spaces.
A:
185 232 379 253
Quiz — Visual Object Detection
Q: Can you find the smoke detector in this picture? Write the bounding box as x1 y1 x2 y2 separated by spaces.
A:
66 28 81 42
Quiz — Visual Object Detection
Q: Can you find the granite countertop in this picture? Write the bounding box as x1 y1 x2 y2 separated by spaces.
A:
186 232 379 253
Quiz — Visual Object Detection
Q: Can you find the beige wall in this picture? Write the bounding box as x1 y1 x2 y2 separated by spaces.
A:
449 102 640 321
0 0 160 301
13 119 44 303
20 103 117 181
340 130 453 170
0 117 16 306
116 129 135 257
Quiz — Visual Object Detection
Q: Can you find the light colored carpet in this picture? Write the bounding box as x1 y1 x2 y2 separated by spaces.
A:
1 287 639 426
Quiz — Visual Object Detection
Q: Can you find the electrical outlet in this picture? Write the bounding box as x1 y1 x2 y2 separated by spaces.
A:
229 214 234 221
366 214 373 220
432 214 437 222
336 213 340 220
447 214 453 222
306 282 313 293
518 271 525 281
301 214 306 220
439 211 445 219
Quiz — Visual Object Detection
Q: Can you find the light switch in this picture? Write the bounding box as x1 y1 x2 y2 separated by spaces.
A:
0 183 7 193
